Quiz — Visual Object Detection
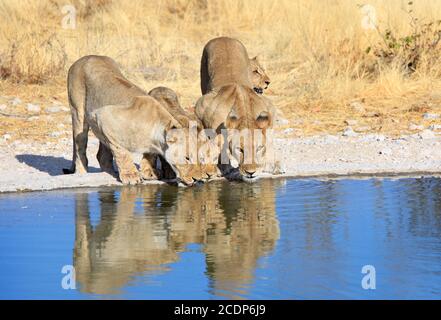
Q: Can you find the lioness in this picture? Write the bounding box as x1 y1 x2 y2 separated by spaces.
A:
64 55 145 175
200 40 270 95
196 37 276 181
89 96 202 185
148 86 221 180
63 55 203 183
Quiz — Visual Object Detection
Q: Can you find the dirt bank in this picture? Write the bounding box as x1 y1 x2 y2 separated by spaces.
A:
1 131 441 193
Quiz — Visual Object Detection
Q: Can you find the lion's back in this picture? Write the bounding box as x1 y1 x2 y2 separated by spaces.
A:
201 37 253 94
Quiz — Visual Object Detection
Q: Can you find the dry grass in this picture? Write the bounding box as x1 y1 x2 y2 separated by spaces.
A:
2 0 441 140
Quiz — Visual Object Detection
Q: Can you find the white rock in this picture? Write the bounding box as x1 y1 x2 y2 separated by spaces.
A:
409 123 424 130
423 113 440 120
26 103 41 113
323 135 339 143
376 135 386 142
2 134 11 140
275 117 289 127
10 97 22 106
273 109 289 127
429 124 441 131
357 126 371 132
45 105 62 113
418 129 436 139
10 140 22 147
379 147 392 155
0 104 7 111
350 101 365 112
342 127 358 137
49 131 63 137
283 128 294 135
345 119 358 126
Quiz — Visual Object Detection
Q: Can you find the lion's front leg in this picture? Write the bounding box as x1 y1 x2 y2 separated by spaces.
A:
140 153 161 181
111 145 141 185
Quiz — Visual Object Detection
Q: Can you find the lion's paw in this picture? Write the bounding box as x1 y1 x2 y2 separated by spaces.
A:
119 172 142 185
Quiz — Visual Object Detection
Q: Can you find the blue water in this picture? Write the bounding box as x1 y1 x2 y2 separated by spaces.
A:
1 178 441 299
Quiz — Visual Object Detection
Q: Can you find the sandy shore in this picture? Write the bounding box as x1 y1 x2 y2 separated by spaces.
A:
1 130 441 193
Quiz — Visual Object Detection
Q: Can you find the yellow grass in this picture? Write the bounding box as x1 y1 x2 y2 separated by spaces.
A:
2 0 441 140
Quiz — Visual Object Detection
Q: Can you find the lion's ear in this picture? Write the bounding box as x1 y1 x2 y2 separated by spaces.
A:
256 111 271 129
226 108 240 129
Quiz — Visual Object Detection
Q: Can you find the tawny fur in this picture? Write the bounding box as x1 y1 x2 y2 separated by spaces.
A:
200 37 270 95
90 96 203 185
65 55 202 185
196 38 279 180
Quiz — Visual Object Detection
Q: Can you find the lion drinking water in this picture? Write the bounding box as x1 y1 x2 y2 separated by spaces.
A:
64 55 204 185
196 37 280 181
89 95 202 185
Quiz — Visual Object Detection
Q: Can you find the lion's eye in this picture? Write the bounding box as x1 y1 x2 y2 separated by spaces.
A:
254 69 260 74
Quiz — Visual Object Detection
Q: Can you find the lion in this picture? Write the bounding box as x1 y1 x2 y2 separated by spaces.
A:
200 38 271 95
196 37 277 181
63 55 203 184
63 55 145 176
89 95 203 185
148 86 221 180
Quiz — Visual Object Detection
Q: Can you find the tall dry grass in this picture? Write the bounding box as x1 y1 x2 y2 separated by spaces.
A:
1 0 441 135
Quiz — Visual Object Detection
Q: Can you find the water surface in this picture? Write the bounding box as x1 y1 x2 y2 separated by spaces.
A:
1 177 441 299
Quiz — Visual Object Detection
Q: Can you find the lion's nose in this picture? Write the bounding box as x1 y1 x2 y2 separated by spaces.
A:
254 87 263 94
244 170 256 178
193 177 204 184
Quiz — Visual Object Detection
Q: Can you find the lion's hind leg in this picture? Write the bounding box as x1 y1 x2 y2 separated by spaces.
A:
64 107 89 174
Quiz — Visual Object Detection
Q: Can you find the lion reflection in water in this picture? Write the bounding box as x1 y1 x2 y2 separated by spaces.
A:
73 180 281 297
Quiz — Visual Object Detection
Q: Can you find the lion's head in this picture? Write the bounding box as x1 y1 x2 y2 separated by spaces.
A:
196 84 273 181
249 56 270 95
164 118 206 186
197 129 224 180
147 88 206 186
